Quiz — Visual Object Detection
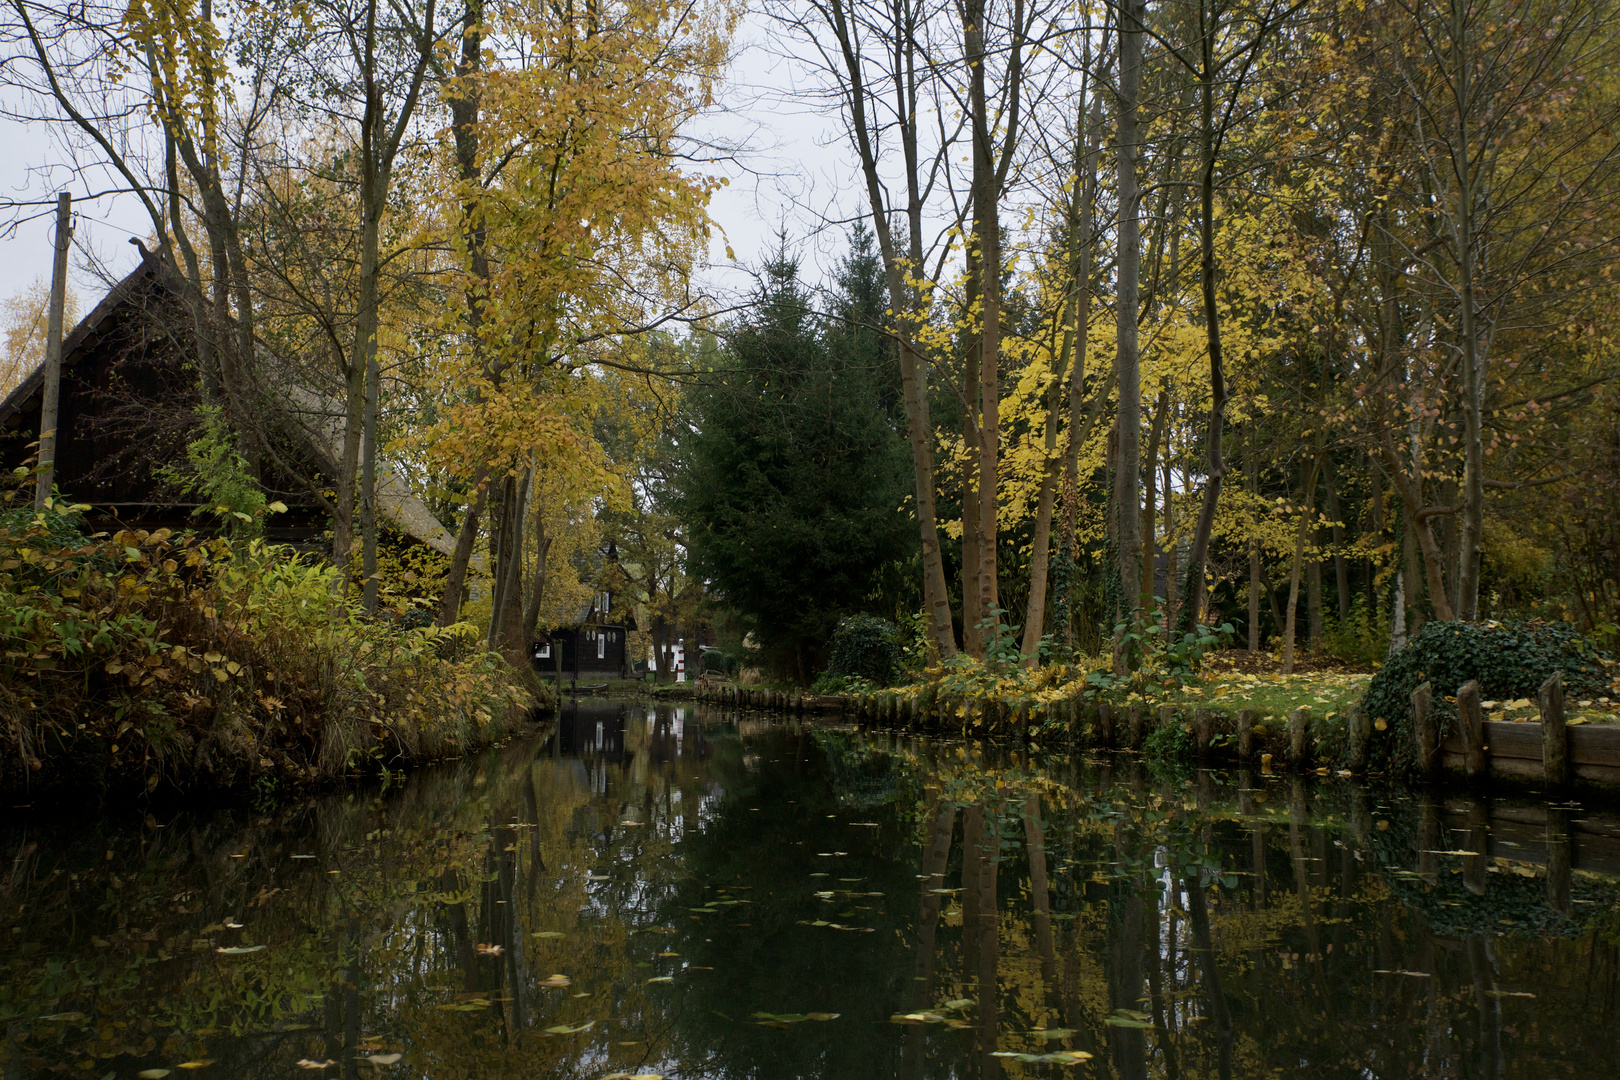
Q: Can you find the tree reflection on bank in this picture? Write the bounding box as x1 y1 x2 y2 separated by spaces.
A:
4 699 1619 1079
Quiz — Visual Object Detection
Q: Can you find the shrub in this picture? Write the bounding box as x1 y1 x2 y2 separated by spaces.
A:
1321 598 1390 667
0 479 533 798
824 614 903 685
1359 619 1611 774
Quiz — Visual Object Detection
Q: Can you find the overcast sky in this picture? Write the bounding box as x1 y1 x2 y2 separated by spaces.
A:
0 13 857 322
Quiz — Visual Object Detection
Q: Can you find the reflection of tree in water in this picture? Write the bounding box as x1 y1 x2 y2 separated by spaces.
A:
810 729 924 811
6 717 1620 1080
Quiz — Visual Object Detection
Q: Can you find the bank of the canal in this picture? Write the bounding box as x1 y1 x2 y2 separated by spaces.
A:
4 696 1618 1079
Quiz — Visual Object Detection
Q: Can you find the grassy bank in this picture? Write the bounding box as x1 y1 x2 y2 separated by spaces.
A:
1 494 540 800
834 633 1619 776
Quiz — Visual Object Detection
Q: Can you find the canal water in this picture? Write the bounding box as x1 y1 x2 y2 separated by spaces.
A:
4 699 1618 1079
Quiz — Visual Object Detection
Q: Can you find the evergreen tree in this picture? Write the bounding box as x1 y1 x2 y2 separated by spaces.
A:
672 240 913 680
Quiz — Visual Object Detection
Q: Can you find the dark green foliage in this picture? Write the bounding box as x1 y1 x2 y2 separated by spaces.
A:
1360 619 1611 772
824 614 903 685
1142 713 1194 760
0 502 88 550
671 239 913 677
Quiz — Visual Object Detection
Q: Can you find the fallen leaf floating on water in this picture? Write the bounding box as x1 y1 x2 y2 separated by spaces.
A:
216 945 265 954
993 1051 1094 1065
532 931 565 939
1424 850 1481 856
540 974 573 988
1486 990 1535 998
365 1054 402 1065
223 921 243 929
138 1071 172 1079
475 943 503 955
296 1061 334 1070
891 1013 947 1024
543 1022 595 1035
176 1061 214 1070
646 976 675 984
1106 1009 1153 1029
600 1073 663 1080
1372 970 1433 977
751 1012 840 1028
1031 1028 1078 1039
37 1012 86 1022
436 1000 490 1011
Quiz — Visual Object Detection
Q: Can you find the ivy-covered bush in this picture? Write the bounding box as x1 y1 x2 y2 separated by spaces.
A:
824 614 903 685
1360 620 1611 773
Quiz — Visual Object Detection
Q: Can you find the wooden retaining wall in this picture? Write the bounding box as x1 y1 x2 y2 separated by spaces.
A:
692 673 1620 791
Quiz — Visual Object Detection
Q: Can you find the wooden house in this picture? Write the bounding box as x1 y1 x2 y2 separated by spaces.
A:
0 251 456 554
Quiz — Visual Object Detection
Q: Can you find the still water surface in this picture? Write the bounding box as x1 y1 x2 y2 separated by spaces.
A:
4 699 1620 1079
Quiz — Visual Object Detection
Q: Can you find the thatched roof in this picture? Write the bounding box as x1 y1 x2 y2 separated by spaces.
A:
0 252 457 556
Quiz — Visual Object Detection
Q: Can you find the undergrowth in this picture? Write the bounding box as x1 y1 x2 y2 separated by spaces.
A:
1 478 535 799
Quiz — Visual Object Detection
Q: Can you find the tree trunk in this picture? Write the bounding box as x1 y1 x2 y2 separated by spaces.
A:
1115 0 1146 624
1451 4 1484 620
437 0 491 627
1324 457 1350 621
1282 454 1323 674
1183 15 1231 630
962 288 985 656
1247 431 1260 650
824 0 957 658
964 0 1002 643
1142 388 1169 602
1164 450 1178 627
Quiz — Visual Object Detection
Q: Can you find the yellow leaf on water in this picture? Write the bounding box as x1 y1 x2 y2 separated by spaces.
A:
177 1062 214 1070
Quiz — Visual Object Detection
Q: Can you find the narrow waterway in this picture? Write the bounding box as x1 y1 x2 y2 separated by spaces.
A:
4 698 1618 1079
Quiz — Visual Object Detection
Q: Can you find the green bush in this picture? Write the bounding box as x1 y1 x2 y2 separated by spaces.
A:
1 473 532 798
1321 598 1390 667
824 614 903 685
1360 619 1611 774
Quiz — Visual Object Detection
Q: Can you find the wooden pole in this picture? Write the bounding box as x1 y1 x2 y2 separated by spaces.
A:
34 192 73 511
1539 671 1568 791
1098 702 1115 747
1346 707 1371 773
1411 682 1437 778
1457 679 1487 782
1194 708 1212 757
1237 710 1254 759
1287 708 1309 768
1126 705 1145 749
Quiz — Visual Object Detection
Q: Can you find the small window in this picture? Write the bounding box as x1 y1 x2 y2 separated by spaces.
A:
597 635 606 659
538 644 551 658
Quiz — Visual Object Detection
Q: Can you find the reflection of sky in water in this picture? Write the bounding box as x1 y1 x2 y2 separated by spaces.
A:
3 700 1619 1080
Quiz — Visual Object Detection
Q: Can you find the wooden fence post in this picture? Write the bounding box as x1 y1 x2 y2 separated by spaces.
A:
1540 671 1568 791
1237 710 1255 759
1288 708 1309 768
1194 708 1212 757
1346 707 1371 773
1126 706 1145 750
1411 682 1437 779
1457 680 1487 782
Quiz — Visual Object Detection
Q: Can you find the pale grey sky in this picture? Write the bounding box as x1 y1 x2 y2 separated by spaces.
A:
0 13 858 320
